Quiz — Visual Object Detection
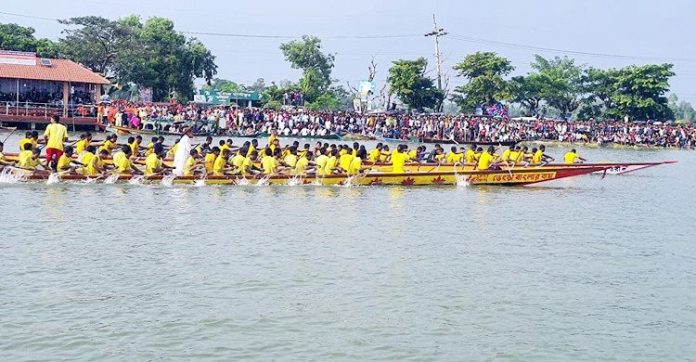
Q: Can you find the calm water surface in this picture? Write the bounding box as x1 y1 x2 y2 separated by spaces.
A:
1 133 695 361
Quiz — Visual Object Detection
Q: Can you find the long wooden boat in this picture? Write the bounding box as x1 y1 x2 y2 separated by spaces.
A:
0 125 18 132
2 151 675 176
2 165 614 186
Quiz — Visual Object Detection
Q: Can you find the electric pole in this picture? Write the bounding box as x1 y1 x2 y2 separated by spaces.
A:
425 14 447 111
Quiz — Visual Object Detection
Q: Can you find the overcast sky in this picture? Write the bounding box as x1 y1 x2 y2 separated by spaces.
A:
2 0 695 104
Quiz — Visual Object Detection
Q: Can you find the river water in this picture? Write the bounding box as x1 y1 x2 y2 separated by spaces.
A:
1 133 695 361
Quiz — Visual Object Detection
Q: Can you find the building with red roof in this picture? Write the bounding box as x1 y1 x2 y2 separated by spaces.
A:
0 50 110 128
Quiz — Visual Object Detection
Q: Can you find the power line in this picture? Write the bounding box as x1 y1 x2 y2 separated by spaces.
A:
0 10 421 40
446 33 696 63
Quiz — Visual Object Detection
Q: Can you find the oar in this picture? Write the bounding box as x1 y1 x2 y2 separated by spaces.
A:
2 127 17 144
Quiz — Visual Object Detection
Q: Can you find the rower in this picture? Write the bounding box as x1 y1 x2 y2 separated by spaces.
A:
348 149 366 175
462 144 475 164
205 147 220 173
115 148 143 175
261 147 278 175
144 144 167 176
475 146 499 170
112 146 128 168
247 139 258 158
535 145 554 165
338 147 354 172
18 143 40 169
85 149 110 177
18 131 33 152
500 145 513 165
379 145 391 162
239 150 261 176
56 146 78 172
564 149 587 164
144 137 158 156
390 144 410 173
368 143 382 162
284 147 299 168
183 149 201 176
314 148 329 176
213 148 231 176
0 141 16 167
295 150 310 175
130 135 142 157
325 149 341 175
74 133 88 155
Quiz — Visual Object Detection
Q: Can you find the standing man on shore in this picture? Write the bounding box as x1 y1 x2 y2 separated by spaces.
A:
44 114 68 171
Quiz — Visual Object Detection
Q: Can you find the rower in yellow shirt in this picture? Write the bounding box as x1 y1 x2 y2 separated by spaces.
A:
564 149 586 164
183 149 200 176
368 143 382 162
56 146 77 172
464 145 478 164
205 147 220 173
129 135 142 157
324 149 339 175
145 151 164 176
238 151 260 176
476 146 499 170
390 145 410 173
379 145 391 162
261 148 278 175
314 149 329 176
144 137 158 156
267 129 278 147
18 143 42 169
18 132 33 152
74 134 89 155
348 150 364 175
294 151 310 175
338 149 354 172
283 148 298 168
115 149 142 175
213 148 231 176
85 149 109 176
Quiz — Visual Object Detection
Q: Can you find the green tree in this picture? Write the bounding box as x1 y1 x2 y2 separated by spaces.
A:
0 23 59 57
59 16 134 75
668 94 696 123
452 52 514 112
112 16 217 101
203 78 245 93
531 55 585 118
605 64 674 121
279 36 335 102
508 74 545 115
387 57 443 111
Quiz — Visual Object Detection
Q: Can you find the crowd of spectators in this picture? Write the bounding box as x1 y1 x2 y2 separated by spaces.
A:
95 102 696 149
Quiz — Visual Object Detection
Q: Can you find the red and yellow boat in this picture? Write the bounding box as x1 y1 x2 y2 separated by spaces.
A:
2 164 627 186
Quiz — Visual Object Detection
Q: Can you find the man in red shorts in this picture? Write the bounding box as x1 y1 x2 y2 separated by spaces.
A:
43 115 68 171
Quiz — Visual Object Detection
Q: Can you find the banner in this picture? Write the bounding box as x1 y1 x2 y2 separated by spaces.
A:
195 90 261 105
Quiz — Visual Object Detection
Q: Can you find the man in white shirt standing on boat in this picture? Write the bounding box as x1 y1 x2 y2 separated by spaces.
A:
173 127 193 176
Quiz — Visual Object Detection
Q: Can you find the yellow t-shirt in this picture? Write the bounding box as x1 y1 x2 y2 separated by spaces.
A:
18 138 32 152
501 149 511 162
75 139 88 154
145 153 162 175
324 156 338 175
184 156 196 176
99 140 113 154
532 150 543 165
205 153 217 172
564 152 578 164
391 152 409 173
465 150 477 164
18 150 36 168
240 157 253 176
348 157 362 175
261 155 277 175
368 148 380 162
477 152 494 170
284 154 298 168
112 152 126 168
339 153 354 171
315 154 328 176
86 156 103 176
145 142 154 156
130 142 139 157
295 157 308 174
116 157 132 173
213 155 227 175
57 154 71 171
44 123 67 150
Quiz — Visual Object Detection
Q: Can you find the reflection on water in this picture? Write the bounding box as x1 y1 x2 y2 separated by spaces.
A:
0 147 695 360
